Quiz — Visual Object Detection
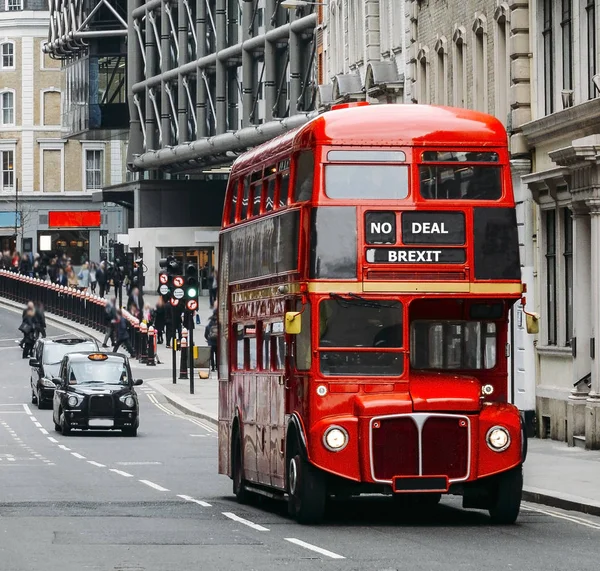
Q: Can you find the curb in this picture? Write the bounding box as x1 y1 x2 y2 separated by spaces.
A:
523 487 600 518
148 380 218 427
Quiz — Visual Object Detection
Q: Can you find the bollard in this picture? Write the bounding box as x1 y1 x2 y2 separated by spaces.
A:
146 326 156 366
179 328 189 379
139 321 148 364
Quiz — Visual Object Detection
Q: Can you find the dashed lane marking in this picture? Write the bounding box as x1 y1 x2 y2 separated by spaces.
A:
284 538 345 560
177 494 212 507
88 461 106 468
39 428 49 435
522 503 600 530
222 512 269 532
33 422 42 428
58 445 70 451
22 404 32 415
47 437 58 443
110 469 133 478
71 452 86 460
139 479 170 492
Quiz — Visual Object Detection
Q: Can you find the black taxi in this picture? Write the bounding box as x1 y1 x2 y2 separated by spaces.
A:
52 352 143 437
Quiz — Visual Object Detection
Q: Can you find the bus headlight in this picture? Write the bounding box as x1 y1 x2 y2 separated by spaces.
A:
486 426 510 452
323 426 348 452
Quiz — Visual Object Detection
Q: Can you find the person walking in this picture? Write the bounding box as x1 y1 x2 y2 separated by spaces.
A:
102 298 117 348
77 262 90 292
204 310 218 372
89 262 98 294
67 267 78 289
34 302 47 339
154 297 166 344
19 307 37 358
209 267 218 308
19 301 35 349
97 261 107 297
112 310 136 358
56 267 68 287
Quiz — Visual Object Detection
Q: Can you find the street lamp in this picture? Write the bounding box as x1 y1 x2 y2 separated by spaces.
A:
280 0 326 8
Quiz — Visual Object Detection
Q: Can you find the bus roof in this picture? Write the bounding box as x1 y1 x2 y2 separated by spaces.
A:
232 105 508 174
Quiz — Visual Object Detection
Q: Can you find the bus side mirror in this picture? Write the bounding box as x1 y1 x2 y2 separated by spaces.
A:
285 312 302 335
525 313 539 334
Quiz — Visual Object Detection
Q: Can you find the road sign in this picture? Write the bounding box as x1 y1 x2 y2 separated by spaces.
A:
159 273 168 284
173 276 184 288
170 298 179 306
173 288 184 300
186 299 198 311
159 284 169 295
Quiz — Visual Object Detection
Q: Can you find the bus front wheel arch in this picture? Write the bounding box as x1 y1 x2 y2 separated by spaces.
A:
286 438 326 524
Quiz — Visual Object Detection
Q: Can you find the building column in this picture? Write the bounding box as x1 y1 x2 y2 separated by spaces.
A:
585 198 600 449
567 204 591 443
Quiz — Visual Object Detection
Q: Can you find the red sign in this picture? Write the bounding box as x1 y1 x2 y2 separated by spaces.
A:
170 298 179 306
186 299 198 312
173 276 184 288
48 211 102 228
159 273 169 284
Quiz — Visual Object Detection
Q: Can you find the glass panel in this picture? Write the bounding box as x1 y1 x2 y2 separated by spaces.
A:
564 208 573 344
251 182 261 216
228 180 238 223
419 165 502 200
295 300 311 371
278 172 290 207
265 177 276 212
543 0 554 113
248 337 257 369
325 165 409 199
262 323 271 369
328 150 406 162
236 327 244 369
294 151 314 202
562 0 573 90
546 210 557 345
410 320 497 370
422 151 498 162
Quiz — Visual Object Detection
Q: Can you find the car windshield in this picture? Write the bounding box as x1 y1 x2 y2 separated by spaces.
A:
43 342 97 365
318 297 404 376
410 320 497 370
68 359 130 385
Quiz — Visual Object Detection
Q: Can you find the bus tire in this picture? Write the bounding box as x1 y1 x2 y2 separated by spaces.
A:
232 432 249 504
488 466 523 524
287 451 326 524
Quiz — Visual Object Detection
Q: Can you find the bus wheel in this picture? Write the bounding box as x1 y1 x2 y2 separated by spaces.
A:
232 433 249 504
287 452 326 524
488 466 523 524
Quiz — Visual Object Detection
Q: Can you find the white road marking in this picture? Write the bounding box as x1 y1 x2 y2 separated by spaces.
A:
116 461 162 466
71 452 86 459
522 504 600 530
33 422 42 428
39 428 49 435
88 461 106 468
110 469 133 477
139 479 170 492
186 417 217 433
58 445 71 451
22 404 31 415
177 494 212 507
147 394 176 416
284 538 345 559
222 512 269 532
47 437 58 443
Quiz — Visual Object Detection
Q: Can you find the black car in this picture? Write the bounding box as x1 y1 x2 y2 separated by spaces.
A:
30 335 99 409
52 352 143 437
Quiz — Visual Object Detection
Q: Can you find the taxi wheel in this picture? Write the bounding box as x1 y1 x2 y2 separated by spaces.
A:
122 426 138 437
488 466 523 524
37 390 47 410
31 389 37 405
60 411 71 436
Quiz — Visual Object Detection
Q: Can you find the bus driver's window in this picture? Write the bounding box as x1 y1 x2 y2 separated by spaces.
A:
295 300 311 371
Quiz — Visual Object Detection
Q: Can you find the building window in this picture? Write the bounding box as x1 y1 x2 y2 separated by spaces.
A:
1 150 14 192
542 0 554 114
417 49 428 103
435 40 447 105
453 35 466 108
5 0 22 10
1 42 14 69
85 149 103 190
495 13 509 124
561 0 573 90
473 22 487 111
1 91 14 126
587 0 597 99
564 208 573 345
545 209 557 345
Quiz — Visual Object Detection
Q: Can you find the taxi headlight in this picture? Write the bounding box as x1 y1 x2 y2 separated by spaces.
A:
67 395 80 408
42 378 56 388
486 426 510 452
120 395 135 408
323 426 348 451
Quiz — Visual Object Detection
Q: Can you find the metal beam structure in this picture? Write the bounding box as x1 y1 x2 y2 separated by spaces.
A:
127 0 317 172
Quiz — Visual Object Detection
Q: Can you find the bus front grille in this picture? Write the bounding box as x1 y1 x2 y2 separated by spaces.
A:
370 414 470 484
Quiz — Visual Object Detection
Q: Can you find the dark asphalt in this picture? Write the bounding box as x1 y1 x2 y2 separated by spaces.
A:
1 302 600 571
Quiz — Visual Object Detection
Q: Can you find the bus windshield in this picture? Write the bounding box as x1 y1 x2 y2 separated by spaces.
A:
325 165 409 200
410 320 497 370
319 298 404 376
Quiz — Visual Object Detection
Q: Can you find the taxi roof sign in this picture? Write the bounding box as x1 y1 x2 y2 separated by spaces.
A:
88 353 109 361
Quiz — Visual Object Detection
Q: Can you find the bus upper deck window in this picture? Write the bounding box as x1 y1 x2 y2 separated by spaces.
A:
265 178 276 212
279 172 290 207
419 165 502 200
294 151 314 202
228 179 239 224
325 164 409 200
251 182 262 216
242 179 250 218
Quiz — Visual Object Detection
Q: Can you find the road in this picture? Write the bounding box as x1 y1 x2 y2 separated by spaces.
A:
1 304 600 571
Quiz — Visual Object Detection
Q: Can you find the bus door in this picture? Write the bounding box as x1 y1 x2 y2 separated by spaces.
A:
268 321 286 489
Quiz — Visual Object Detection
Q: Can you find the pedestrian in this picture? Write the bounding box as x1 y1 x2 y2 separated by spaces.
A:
56 267 68 287
204 309 218 372
209 267 218 308
154 297 166 344
112 310 136 358
102 297 117 348
89 262 98 294
19 306 37 358
19 301 35 349
34 302 47 339
67 267 78 289
77 261 90 291
97 261 107 297
127 286 141 318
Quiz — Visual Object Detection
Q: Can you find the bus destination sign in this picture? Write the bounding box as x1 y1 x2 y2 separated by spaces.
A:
402 211 465 244
366 247 466 264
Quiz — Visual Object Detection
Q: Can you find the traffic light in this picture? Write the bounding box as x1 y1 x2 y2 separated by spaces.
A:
184 264 199 311
159 255 181 275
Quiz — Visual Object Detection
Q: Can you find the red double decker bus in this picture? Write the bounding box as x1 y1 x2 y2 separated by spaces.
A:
217 103 526 524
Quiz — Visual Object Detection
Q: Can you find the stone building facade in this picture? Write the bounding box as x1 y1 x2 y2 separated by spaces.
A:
0 1 125 265
319 0 537 431
521 0 600 449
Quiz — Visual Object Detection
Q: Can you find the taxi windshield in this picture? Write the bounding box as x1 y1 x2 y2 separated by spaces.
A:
68 359 130 385
43 342 97 365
